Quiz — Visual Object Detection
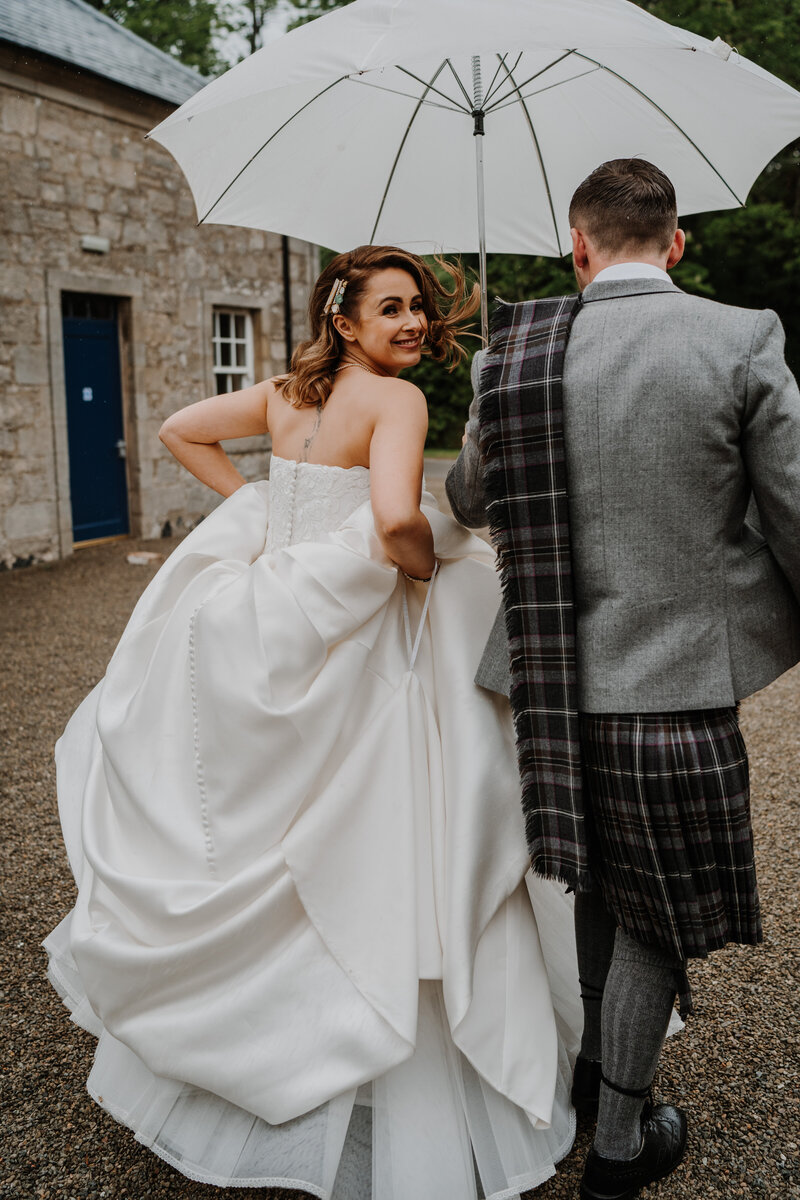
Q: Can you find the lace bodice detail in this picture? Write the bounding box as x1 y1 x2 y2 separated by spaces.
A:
266 455 371 552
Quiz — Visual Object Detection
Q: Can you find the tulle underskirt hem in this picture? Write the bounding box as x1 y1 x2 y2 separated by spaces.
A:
45 919 576 1199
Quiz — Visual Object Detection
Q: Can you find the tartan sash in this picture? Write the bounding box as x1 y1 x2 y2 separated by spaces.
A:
478 294 590 892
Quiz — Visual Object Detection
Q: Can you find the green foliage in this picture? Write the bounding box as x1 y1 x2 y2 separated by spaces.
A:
228 0 281 56
84 0 231 75
287 0 356 30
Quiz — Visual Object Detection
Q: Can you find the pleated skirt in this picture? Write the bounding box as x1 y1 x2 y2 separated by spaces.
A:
579 707 762 969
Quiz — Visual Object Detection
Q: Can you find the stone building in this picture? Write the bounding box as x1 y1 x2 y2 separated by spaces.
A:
0 0 316 567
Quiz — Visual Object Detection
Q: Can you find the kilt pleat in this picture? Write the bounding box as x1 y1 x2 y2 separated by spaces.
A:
580 708 762 963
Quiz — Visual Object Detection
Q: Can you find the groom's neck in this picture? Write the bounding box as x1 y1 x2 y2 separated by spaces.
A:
587 250 670 281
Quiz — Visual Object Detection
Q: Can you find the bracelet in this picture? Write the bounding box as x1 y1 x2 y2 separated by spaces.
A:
402 559 439 584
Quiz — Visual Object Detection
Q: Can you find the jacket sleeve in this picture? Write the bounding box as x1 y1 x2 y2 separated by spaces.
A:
742 309 800 600
445 351 490 529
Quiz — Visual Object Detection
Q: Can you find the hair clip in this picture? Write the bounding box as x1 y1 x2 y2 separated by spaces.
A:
323 277 348 316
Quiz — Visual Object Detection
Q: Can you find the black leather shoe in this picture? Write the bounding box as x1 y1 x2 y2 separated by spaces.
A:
571 1056 602 1117
580 1104 688 1200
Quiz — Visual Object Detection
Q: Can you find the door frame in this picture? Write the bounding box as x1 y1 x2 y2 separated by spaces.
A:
46 271 143 557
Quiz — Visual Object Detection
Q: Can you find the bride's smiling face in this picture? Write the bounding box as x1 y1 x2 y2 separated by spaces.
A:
335 268 428 376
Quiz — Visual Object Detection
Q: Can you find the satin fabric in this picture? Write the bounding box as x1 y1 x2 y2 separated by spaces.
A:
46 476 580 1192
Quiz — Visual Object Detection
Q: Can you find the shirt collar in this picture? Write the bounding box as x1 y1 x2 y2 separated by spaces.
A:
591 262 672 284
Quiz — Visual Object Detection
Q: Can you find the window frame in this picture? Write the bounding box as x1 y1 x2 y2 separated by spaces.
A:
212 307 255 394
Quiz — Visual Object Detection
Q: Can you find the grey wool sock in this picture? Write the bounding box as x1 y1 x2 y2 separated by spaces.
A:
593 929 680 1161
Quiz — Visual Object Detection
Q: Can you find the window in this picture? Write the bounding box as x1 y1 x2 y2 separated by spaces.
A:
213 309 254 393
62 292 118 321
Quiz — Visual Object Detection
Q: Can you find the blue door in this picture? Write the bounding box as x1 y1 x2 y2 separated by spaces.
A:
62 295 129 542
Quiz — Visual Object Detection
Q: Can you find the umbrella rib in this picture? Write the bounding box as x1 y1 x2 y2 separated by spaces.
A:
489 66 601 114
573 52 745 206
197 75 349 224
349 76 465 114
482 53 523 108
370 63 449 243
484 50 576 114
396 66 472 114
443 58 475 110
496 56 564 255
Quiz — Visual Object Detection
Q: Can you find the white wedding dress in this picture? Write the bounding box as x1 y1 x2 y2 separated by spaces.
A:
44 456 581 1198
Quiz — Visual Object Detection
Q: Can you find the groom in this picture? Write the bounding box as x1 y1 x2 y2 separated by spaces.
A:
446 158 800 1199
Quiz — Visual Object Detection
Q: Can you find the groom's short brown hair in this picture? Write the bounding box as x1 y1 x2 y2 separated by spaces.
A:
569 159 677 254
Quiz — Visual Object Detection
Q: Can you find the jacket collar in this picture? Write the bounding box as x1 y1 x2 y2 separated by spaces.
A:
581 277 683 304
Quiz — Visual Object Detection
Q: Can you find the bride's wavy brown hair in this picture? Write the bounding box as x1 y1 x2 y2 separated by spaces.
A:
275 245 480 409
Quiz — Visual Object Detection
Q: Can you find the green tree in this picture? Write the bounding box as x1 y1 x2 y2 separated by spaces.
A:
85 0 229 75
288 0 355 29
228 0 281 56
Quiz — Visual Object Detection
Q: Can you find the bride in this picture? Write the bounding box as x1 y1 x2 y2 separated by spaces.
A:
44 245 581 1199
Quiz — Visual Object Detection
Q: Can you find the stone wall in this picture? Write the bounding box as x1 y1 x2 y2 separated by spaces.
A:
0 46 317 567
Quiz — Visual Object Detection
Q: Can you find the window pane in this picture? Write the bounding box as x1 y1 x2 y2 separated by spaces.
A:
93 296 116 320
215 373 228 393
218 312 231 338
234 314 245 339
235 341 247 366
219 341 231 366
62 292 120 320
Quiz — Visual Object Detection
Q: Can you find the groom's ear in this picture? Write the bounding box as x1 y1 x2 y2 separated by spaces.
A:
570 227 590 271
666 228 686 271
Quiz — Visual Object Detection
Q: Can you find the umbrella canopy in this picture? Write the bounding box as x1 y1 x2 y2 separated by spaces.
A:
150 0 800 339
151 0 800 251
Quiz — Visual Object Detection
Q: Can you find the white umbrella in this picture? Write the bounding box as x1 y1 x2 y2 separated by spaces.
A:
150 0 800 340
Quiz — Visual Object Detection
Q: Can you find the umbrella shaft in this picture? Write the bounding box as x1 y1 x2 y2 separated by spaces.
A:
474 130 488 347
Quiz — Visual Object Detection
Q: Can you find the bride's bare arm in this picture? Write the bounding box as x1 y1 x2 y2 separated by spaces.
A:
159 381 272 497
369 380 435 580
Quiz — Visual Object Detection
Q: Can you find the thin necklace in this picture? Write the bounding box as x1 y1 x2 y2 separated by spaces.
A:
335 356 385 376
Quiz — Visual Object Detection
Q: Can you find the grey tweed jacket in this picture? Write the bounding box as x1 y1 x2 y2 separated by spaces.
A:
446 277 800 711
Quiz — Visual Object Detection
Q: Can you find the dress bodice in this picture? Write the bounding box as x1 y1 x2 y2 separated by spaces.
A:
265 454 371 552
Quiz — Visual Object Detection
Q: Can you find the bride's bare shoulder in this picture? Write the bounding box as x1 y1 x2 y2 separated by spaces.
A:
369 375 426 411
264 377 287 399
263 376 297 419
368 378 427 446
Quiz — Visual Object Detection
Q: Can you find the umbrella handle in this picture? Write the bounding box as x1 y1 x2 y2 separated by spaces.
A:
474 132 488 347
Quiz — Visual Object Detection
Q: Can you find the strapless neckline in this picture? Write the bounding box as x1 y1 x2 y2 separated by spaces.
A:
271 453 369 474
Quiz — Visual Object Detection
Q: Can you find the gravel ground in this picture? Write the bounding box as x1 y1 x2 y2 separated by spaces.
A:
1 509 798 1199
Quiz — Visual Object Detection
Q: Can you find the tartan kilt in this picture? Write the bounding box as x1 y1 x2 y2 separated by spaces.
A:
580 708 762 963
